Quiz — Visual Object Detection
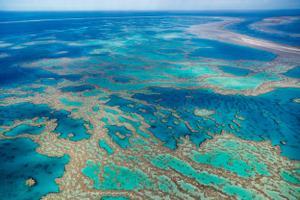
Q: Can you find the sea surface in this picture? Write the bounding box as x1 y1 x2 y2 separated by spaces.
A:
0 11 299 199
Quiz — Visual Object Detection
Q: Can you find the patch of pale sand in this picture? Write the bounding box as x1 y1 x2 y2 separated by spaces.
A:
188 17 300 57
240 37 300 54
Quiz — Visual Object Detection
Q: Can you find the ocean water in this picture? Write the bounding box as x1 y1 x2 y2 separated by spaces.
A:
0 11 299 199
0 103 90 141
219 66 253 76
132 87 300 159
227 10 300 46
190 38 275 61
0 138 69 200
4 124 45 137
60 84 96 92
283 66 300 78
273 19 300 34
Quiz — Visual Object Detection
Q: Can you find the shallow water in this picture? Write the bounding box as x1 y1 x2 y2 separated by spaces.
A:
131 87 300 159
219 66 253 76
0 11 299 199
4 124 45 137
0 138 69 200
0 103 90 141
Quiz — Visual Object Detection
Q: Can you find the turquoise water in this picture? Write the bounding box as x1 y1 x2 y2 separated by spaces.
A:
150 154 255 199
60 97 83 107
82 160 150 190
99 139 114 155
0 103 90 141
131 87 300 159
0 11 299 199
219 66 253 76
4 124 45 136
0 138 69 200
105 125 132 149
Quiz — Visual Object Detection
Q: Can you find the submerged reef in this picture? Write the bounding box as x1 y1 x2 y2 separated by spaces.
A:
0 103 90 141
35 129 300 199
0 11 300 199
0 138 69 200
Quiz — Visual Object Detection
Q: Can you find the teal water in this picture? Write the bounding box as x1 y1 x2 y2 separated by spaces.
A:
105 125 132 149
0 138 69 200
150 154 255 199
60 84 96 92
130 87 300 159
82 160 150 191
219 66 253 76
60 97 83 107
99 139 114 155
0 103 90 141
0 11 300 199
4 124 45 137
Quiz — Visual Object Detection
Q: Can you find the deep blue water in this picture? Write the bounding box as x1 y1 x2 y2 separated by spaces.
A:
228 13 300 46
1 10 295 91
190 39 275 61
0 138 69 200
0 10 298 44
60 84 96 92
1 11 299 156
219 66 253 76
0 12 299 199
106 87 300 159
0 11 299 199
0 103 90 141
0 65 82 87
273 20 300 34
283 66 300 79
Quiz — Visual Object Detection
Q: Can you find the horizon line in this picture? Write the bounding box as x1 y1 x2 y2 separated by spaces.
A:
1 8 300 12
